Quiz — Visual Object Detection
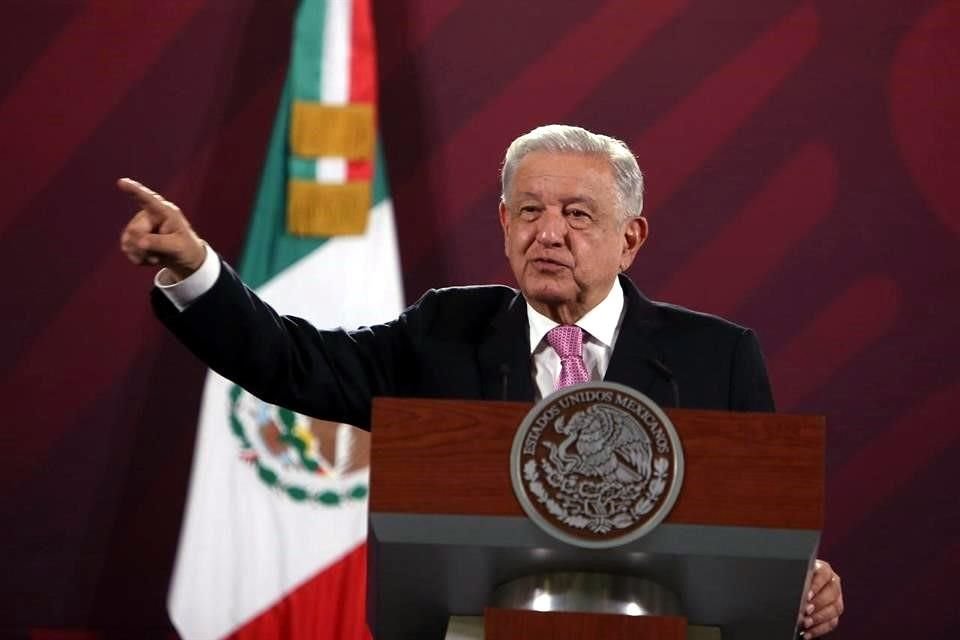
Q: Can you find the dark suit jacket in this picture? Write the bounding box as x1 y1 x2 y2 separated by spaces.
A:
153 260 775 429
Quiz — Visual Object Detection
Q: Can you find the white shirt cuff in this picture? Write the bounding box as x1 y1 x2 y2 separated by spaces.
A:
155 244 221 311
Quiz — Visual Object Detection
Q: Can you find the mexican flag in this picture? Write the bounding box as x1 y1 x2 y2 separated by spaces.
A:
167 1 402 638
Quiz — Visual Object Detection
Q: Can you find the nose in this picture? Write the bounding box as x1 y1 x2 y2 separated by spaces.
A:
535 207 567 247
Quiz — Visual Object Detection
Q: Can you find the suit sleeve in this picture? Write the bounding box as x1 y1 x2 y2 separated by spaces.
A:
728 328 776 412
151 259 414 429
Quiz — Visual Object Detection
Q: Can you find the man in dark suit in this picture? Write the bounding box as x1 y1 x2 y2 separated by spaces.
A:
119 124 842 638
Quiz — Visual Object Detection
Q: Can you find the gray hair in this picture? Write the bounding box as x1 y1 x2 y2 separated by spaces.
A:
500 124 645 219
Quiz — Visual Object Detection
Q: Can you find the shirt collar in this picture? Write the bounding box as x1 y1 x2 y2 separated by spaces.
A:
526 278 625 353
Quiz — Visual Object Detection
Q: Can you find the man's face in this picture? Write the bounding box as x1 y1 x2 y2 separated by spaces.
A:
499 151 647 323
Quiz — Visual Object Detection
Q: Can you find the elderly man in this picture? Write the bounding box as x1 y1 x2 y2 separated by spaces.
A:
120 124 843 637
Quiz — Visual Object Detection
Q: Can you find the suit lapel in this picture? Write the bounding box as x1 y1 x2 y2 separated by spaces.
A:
604 275 672 404
475 277 671 405
477 291 536 401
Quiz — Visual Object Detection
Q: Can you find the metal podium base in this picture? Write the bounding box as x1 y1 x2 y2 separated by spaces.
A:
490 571 683 617
443 617 722 640
443 572 723 639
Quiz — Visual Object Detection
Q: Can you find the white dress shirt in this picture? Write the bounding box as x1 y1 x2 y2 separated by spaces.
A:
527 279 626 399
157 247 628 400
154 244 221 311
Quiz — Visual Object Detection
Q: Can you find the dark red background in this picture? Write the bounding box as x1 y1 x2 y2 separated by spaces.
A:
1 1 957 637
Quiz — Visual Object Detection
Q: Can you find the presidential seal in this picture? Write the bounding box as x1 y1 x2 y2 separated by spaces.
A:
510 382 684 548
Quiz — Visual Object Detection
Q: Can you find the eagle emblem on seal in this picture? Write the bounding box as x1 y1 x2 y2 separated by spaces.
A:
547 404 653 485
511 382 684 548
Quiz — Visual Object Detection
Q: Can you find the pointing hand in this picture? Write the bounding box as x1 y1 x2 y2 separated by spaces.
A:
118 178 206 281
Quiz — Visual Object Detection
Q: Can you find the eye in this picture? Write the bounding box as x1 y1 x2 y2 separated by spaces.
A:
565 208 593 228
518 205 541 219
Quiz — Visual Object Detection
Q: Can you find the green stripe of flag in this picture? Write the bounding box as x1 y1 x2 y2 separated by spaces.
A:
289 0 326 180
292 0 326 103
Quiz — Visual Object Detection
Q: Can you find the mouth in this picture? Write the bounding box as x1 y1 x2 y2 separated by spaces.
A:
529 257 571 272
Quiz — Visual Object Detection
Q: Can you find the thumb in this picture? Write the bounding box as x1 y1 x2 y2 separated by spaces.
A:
136 231 190 258
807 560 832 598
158 212 186 235
137 226 207 279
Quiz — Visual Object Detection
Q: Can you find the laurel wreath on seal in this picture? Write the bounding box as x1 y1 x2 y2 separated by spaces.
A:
523 456 669 534
632 457 670 517
227 384 368 506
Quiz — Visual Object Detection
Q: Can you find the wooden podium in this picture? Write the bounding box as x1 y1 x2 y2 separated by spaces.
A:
367 398 824 640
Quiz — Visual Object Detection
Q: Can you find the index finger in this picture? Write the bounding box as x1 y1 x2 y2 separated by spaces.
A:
116 178 169 216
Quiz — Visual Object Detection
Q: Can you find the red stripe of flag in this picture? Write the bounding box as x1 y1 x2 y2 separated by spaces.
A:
227 543 372 640
348 0 376 183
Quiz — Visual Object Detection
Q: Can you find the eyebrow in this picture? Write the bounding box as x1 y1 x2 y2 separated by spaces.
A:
560 195 598 209
515 191 543 201
514 192 599 209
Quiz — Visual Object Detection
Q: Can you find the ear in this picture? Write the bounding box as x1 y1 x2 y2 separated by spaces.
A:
620 216 648 271
498 200 511 255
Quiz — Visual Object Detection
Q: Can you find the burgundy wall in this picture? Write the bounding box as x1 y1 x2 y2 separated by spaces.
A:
2 1 957 638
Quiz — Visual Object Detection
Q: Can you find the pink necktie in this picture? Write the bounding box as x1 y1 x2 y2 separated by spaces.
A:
547 325 591 389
